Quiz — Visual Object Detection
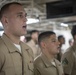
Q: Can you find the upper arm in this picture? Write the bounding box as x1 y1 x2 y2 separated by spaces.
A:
62 51 74 75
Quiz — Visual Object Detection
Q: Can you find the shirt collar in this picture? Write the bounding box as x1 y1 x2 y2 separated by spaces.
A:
1 33 29 53
41 53 55 67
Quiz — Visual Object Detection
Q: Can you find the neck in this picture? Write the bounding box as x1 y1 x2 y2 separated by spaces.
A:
33 39 38 44
5 32 20 44
42 49 55 61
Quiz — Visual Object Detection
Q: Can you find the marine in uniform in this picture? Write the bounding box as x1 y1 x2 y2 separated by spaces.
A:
0 2 34 75
62 45 76 75
34 31 64 75
0 34 34 75
34 53 63 75
62 25 76 75
27 30 41 58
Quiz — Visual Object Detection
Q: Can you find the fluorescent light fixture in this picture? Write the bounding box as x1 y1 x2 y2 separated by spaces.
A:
27 18 39 24
61 23 68 27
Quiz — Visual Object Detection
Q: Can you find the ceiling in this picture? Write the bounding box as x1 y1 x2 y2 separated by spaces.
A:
0 0 76 31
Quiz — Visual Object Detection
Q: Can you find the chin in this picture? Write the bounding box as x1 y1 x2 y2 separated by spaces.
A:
22 32 27 35
54 51 59 55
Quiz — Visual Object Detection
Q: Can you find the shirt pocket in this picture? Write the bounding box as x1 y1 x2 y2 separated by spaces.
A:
2 66 15 75
28 62 34 72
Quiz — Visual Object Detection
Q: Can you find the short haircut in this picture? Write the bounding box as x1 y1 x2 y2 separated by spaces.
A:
71 25 76 39
0 2 22 20
58 35 64 41
30 30 39 35
38 31 55 46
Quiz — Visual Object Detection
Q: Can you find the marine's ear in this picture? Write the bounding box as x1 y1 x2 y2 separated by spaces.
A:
40 41 46 49
1 16 8 27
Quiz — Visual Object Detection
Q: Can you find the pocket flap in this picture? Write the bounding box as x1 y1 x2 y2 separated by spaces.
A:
28 62 34 72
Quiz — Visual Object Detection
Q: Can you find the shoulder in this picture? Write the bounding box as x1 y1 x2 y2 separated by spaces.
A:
27 40 35 46
66 46 73 52
62 46 74 65
0 37 7 52
63 46 74 57
34 55 44 68
34 55 42 65
23 42 31 48
62 46 74 59
27 40 32 44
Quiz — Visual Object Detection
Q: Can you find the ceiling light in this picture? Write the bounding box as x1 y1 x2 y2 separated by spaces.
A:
61 23 68 27
27 18 39 24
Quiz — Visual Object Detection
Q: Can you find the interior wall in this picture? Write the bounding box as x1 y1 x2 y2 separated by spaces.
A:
54 29 73 53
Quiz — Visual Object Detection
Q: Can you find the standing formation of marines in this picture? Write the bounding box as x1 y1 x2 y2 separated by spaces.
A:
0 1 76 75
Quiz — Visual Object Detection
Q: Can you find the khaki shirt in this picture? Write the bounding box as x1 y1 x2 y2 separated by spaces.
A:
34 54 64 75
27 40 41 58
0 33 34 75
62 44 76 75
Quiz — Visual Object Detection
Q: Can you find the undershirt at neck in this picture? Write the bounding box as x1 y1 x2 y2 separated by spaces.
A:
51 60 56 66
14 43 21 53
